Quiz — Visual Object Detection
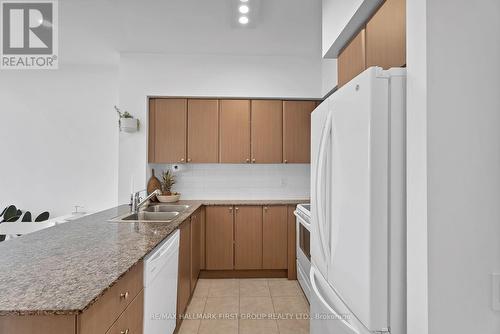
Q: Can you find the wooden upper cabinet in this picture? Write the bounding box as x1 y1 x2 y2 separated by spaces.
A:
190 211 201 293
262 206 288 269
283 101 315 163
151 99 187 163
187 99 219 163
234 206 263 270
251 100 283 163
366 0 406 69
219 100 251 163
205 206 234 270
338 29 366 88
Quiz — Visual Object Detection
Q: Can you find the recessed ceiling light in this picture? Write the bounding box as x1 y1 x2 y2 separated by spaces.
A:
239 16 249 24
240 0 249 2
239 5 249 14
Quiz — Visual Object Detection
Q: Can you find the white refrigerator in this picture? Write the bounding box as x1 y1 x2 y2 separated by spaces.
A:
310 67 406 334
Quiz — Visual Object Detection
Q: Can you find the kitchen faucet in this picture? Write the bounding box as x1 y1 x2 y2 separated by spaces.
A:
131 189 161 213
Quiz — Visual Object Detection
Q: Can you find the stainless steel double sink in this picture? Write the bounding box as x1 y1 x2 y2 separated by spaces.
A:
111 204 190 223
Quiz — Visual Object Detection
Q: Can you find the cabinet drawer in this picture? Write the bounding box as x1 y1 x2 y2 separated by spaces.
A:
79 262 143 334
106 290 144 334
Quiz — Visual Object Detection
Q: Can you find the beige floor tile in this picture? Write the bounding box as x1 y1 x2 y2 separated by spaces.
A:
268 280 302 297
198 319 238 334
240 296 275 315
272 296 309 316
203 296 240 319
193 279 211 297
185 297 207 319
239 319 279 334
240 279 270 297
277 319 310 334
209 279 239 297
178 319 201 334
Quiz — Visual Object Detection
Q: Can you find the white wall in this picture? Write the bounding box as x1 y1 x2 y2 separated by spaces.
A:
0 65 119 216
406 0 428 333
118 53 322 203
426 0 500 332
407 0 500 333
149 164 310 200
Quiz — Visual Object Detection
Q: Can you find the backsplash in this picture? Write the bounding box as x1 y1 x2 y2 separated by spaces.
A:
148 164 310 200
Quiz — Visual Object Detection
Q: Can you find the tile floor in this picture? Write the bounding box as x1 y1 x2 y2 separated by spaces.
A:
178 278 310 334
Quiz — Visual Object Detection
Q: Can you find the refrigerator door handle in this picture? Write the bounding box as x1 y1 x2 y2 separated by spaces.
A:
315 111 333 260
310 267 359 334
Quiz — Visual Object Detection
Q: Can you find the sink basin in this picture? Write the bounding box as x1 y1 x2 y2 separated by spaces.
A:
111 211 179 223
145 204 190 213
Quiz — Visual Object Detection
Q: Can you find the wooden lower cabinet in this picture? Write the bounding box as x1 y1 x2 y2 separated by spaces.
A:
190 210 201 293
177 220 191 323
0 315 76 334
262 206 288 269
105 290 144 334
287 205 297 279
205 206 234 270
78 262 143 334
234 206 263 270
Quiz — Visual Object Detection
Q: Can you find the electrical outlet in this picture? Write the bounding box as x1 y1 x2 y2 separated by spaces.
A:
492 273 500 311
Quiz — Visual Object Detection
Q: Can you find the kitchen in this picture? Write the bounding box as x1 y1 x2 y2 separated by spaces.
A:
0 0 499 334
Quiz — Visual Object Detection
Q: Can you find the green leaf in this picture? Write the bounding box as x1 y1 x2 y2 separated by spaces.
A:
35 212 50 222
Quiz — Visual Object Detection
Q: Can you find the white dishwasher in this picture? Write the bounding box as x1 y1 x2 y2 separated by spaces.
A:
144 230 180 334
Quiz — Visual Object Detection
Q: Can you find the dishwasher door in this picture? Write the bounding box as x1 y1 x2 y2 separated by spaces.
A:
144 230 180 334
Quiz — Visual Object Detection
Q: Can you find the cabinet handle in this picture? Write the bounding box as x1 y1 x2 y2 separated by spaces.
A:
120 329 129 334
264 206 268 211
246 159 250 163
235 207 239 211
180 158 185 162
187 158 192 162
284 160 288 163
229 207 233 212
252 158 256 163
120 292 129 299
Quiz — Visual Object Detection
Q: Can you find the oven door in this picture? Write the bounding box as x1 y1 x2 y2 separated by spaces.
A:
296 210 312 302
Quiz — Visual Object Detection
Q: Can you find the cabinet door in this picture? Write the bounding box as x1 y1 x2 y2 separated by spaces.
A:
105 291 143 334
287 205 297 279
262 206 288 269
177 220 191 322
337 29 366 88
187 99 219 163
366 0 406 69
205 206 234 270
283 101 315 163
251 100 283 163
219 100 251 163
234 206 263 270
190 211 201 293
153 99 187 163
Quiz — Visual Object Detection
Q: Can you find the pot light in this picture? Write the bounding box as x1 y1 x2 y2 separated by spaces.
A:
239 16 249 24
239 5 249 14
240 0 249 2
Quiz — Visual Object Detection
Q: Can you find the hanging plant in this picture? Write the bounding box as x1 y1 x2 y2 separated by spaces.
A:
115 106 139 133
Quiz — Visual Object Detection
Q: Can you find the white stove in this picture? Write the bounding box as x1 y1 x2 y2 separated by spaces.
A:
294 203 311 303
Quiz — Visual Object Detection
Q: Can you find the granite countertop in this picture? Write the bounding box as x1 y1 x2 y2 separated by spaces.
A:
0 199 308 316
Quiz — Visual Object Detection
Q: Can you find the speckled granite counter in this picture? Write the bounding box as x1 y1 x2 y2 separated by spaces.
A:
0 199 307 316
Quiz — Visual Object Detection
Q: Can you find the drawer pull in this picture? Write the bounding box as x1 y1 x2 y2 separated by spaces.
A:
120 329 129 334
120 292 129 299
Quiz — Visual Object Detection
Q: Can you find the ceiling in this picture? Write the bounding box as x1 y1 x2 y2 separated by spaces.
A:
59 0 322 65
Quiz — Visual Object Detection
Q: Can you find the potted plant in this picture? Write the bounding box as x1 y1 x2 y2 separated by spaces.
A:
157 169 181 203
115 106 139 133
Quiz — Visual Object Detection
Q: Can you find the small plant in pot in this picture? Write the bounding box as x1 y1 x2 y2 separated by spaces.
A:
115 105 139 133
158 170 180 203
